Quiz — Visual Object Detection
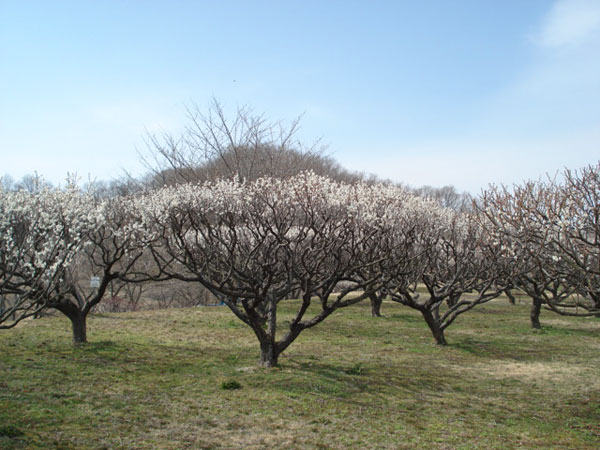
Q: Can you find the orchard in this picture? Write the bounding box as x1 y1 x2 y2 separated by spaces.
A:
2 164 599 364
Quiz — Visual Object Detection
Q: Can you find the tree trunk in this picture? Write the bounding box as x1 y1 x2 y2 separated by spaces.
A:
505 289 516 305
69 313 88 344
421 310 447 345
446 295 459 308
591 296 600 318
259 340 279 367
530 298 542 329
51 300 89 344
369 292 382 317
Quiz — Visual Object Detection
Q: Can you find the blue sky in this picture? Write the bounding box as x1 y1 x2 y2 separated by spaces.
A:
1 0 599 192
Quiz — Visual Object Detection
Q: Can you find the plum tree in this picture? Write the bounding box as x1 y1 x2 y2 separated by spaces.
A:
139 173 415 366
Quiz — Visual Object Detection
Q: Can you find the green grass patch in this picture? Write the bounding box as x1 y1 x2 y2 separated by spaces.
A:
1 298 599 449
221 380 242 390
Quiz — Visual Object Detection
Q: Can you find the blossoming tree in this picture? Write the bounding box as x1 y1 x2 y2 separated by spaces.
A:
478 165 600 328
141 173 403 366
41 194 150 342
380 202 513 345
1 186 151 342
560 163 600 315
0 186 93 329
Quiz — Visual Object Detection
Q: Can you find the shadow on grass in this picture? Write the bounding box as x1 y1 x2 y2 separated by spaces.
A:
272 356 455 402
65 340 233 373
387 313 423 324
450 336 563 362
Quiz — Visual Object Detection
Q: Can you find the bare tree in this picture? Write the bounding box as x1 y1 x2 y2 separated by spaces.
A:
0 174 16 191
413 185 472 212
142 98 362 187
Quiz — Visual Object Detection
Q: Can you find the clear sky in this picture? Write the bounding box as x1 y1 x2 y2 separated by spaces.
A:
1 0 599 192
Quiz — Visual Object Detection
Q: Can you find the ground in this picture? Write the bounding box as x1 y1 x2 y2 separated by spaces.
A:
1 297 599 449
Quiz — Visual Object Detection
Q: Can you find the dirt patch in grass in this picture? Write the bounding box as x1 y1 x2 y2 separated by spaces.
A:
472 360 589 383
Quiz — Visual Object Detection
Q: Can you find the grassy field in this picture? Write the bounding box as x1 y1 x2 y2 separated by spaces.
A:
1 297 599 449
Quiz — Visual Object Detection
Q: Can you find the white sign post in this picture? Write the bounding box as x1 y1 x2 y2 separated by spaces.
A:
90 276 101 289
